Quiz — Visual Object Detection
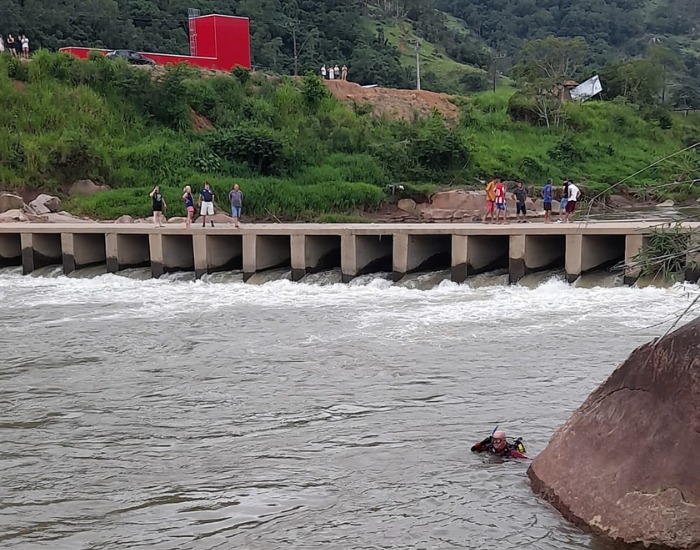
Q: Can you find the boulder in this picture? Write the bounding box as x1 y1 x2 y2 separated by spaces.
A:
430 190 484 213
397 198 417 213
69 179 110 196
607 194 634 209
0 208 23 222
114 215 134 224
528 318 700 549
28 194 61 214
166 217 187 224
658 199 675 207
45 212 89 223
420 208 456 221
0 193 24 213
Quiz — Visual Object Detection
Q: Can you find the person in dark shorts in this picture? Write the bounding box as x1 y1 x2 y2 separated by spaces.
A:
199 182 215 228
542 178 553 223
149 185 166 227
513 181 527 223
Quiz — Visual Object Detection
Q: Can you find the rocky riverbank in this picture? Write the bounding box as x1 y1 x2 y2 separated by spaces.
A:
0 182 693 225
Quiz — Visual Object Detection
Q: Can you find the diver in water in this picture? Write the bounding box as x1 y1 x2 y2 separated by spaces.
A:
471 430 527 459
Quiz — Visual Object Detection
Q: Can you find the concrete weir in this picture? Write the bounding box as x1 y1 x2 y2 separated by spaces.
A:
291 235 341 281
0 233 21 267
61 233 107 274
509 235 566 284
106 233 150 273
452 235 509 283
21 233 62 274
243 234 291 281
150 234 195 278
342 234 393 282
393 234 451 281
565 234 626 283
194 234 242 279
3 222 698 285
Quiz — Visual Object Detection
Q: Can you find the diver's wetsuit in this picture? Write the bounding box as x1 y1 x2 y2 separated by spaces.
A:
471 437 527 459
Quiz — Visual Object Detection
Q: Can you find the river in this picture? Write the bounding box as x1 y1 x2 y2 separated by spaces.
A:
1 267 698 550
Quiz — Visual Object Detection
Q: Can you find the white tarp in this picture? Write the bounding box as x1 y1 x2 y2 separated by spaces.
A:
570 75 603 101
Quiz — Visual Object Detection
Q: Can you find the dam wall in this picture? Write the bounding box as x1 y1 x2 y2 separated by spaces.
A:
2 222 698 284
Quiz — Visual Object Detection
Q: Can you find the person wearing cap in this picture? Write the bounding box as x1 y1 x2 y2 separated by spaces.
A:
471 430 527 458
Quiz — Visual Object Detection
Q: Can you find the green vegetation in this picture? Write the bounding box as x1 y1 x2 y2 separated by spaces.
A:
3 0 698 100
0 52 698 220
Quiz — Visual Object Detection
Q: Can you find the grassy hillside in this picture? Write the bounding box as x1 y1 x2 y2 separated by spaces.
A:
0 52 698 220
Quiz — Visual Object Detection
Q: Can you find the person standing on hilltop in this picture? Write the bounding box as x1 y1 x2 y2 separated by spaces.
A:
228 183 243 228
321 64 327 79
21 35 29 59
7 35 16 57
329 65 335 80
199 181 215 228
482 177 498 224
334 65 340 81
341 65 348 81
149 185 166 228
0 36 5 55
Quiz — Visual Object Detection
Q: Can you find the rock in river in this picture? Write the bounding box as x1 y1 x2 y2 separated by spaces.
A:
528 317 700 549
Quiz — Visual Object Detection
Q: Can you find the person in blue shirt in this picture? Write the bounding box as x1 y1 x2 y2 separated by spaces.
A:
199 182 215 228
542 178 553 224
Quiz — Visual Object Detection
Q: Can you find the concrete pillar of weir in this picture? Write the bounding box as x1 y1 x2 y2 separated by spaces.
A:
685 233 700 284
291 235 341 281
565 235 625 283
61 233 107 275
106 233 151 273
0 233 22 267
193 234 243 279
624 234 646 286
341 234 392 283
21 233 62 275
509 234 565 284
392 234 451 281
243 234 291 281
452 235 509 283
149 234 165 278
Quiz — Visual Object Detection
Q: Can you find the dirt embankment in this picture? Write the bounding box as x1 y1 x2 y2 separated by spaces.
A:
324 80 460 122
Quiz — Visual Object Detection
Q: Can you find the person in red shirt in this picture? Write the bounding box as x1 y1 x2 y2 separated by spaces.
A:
471 430 527 459
494 180 507 224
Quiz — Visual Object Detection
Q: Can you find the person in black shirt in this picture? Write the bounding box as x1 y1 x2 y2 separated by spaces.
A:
513 181 528 223
149 185 167 227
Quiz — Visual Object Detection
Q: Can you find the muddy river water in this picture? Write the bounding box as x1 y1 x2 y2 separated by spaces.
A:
1 267 697 549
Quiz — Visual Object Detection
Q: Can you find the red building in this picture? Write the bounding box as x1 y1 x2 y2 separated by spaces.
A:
59 14 251 71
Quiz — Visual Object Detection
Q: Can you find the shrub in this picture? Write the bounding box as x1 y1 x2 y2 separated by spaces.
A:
209 125 287 175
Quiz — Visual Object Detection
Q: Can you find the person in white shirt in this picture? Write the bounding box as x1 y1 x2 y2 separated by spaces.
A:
320 65 327 79
0 36 5 54
21 35 29 59
329 66 335 80
563 180 580 223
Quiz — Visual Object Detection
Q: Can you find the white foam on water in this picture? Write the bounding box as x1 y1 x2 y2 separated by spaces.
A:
1 268 697 334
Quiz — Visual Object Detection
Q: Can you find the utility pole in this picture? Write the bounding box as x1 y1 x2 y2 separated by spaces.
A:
415 39 422 91
491 52 506 93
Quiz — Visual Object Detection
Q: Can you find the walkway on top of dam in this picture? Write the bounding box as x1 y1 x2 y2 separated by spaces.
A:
0 219 696 235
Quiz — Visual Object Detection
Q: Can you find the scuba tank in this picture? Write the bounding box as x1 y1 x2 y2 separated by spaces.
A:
508 437 526 454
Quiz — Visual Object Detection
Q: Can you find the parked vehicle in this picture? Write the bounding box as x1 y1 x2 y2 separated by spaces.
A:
105 50 155 66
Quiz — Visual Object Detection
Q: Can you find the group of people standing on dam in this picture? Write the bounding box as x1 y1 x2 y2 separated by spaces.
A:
149 182 243 229
482 177 581 224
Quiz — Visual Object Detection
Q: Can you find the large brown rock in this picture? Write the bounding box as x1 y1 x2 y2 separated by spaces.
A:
430 190 484 212
69 180 111 196
529 318 700 549
0 193 24 213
